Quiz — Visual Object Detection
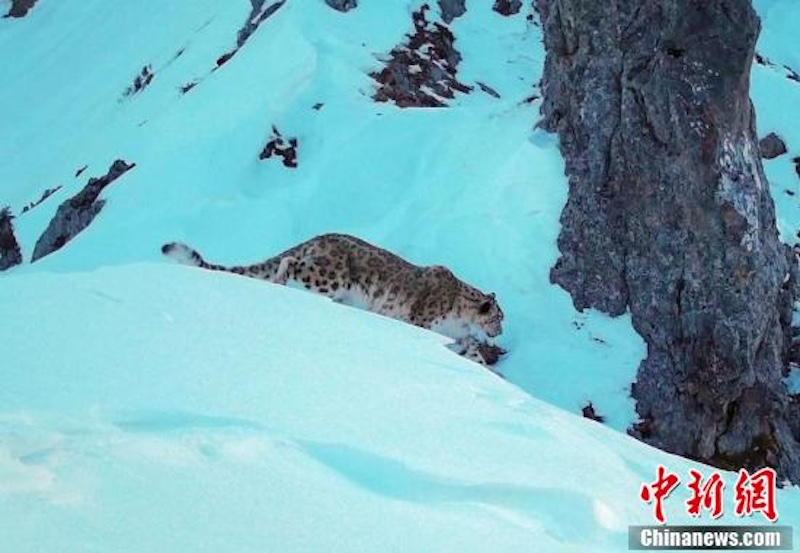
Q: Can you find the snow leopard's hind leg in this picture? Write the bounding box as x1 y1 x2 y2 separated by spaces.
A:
272 256 297 285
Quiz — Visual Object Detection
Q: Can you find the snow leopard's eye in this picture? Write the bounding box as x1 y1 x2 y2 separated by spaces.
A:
479 301 492 314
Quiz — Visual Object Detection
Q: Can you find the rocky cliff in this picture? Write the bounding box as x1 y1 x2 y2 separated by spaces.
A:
539 0 800 482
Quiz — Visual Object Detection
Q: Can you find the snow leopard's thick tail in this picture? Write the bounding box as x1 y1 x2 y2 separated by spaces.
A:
162 242 231 272
161 242 281 279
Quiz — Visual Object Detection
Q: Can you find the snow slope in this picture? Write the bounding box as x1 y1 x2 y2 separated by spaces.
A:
0 0 643 429
2 264 798 552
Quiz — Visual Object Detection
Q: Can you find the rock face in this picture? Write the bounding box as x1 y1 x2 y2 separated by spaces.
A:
493 0 522 16
438 0 466 23
4 0 37 18
259 126 298 168
324 0 357 13
237 0 285 48
371 4 472 108
539 0 800 482
32 160 135 262
759 132 787 160
215 1 285 70
123 65 155 98
0 208 22 271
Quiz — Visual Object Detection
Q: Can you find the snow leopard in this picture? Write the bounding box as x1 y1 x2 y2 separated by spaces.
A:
161 233 505 365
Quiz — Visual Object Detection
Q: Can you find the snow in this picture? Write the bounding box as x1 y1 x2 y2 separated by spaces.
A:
751 0 800 245
0 0 644 430
2 265 798 552
0 0 799 549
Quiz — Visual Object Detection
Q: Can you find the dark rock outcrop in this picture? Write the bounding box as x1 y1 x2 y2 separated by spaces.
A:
4 0 37 18
21 186 62 214
438 0 466 23
123 65 154 98
259 126 298 168
32 160 135 262
371 4 472 108
215 1 285 70
237 0 285 47
325 0 357 13
0 208 22 271
759 133 787 160
493 0 522 16
582 402 606 423
539 0 800 482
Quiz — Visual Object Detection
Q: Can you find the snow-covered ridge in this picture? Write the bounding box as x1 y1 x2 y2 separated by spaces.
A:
0 0 643 429
3 264 798 551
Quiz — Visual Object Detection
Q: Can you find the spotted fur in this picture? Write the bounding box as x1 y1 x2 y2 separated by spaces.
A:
162 233 504 363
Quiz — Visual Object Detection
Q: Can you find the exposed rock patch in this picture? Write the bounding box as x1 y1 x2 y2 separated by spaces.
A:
759 133 787 160
215 1 285 71
371 4 472 108
438 0 465 24
477 81 501 99
4 0 37 18
539 0 800 483
493 0 522 16
324 0 357 13
32 160 135 262
21 186 62 214
581 402 606 424
0 208 22 271
752 51 800 84
259 126 298 168
475 343 506 366
123 65 154 98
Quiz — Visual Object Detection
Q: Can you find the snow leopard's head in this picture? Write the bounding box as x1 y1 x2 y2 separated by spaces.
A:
460 287 504 338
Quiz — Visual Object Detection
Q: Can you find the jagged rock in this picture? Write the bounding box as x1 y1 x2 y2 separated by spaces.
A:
539 0 800 483
493 0 522 16
759 133 787 160
475 342 506 366
0 208 22 271
21 185 62 214
371 4 472 108
477 81 501 99
259 126 298 168
438 0 465 23
237 1 285 47
214 1 285 72
324 0 357 13
4 0 37 18
581 402 606 423
123 65 154 98
32 160 135 262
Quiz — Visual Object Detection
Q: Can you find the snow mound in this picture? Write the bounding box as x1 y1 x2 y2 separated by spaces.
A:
4 264 793 552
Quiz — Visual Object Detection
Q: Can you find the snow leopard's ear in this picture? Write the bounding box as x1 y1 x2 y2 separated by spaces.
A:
489 292 496 300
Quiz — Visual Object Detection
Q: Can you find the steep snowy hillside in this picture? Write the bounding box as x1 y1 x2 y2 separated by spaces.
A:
0 0 643 428
2 265 798 551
